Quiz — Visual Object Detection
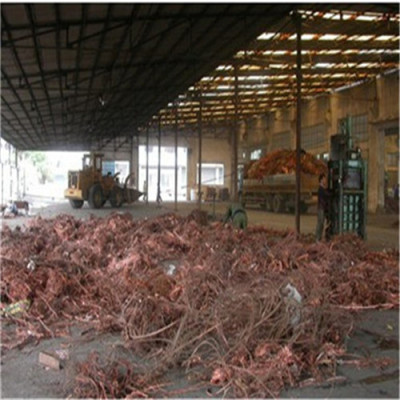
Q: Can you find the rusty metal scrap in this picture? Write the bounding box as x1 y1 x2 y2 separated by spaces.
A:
0 213 398 397
72 351 165 398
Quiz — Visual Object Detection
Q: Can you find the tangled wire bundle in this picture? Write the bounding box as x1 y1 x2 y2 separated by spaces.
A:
1 213 398 397
245 149 328 179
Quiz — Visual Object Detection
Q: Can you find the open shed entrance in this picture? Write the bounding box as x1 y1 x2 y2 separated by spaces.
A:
138 146 188 201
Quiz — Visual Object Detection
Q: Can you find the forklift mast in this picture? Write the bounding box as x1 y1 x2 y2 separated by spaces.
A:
327 116 368 239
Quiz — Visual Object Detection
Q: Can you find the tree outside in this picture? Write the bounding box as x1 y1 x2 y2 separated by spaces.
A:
24 152 53 184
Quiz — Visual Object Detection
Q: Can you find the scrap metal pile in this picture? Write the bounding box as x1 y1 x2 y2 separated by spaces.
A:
245 149 328 179
1 213 398 397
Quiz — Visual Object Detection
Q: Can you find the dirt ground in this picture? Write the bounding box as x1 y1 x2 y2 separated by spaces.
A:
1 198 399 398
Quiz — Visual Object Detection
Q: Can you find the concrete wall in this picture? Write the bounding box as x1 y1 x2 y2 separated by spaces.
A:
238 71 399 213
186 135 232 200
89 72 398 211
0 139 21 204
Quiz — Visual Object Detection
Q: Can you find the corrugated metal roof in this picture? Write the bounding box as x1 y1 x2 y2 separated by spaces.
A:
1 3 399 150
158 6 399 128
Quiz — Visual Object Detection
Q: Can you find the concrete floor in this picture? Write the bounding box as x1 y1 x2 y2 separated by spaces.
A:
2 197 398 251
1 311 398 398
1 197 399 398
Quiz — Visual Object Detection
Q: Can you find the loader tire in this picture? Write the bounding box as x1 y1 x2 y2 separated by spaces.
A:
88 184 104 209
69 199 84 209
110 187 123 208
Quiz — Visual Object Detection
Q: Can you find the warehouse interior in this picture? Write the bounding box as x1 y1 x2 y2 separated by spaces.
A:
1 3 399 399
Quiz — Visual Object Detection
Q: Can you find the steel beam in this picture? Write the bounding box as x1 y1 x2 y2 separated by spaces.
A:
232 63 239 202
80 4 112 134
67 21 126 48
0 152 3 204
55 4 66 137
249 38 399 52
25 5 57 141
1 17 45 145
197 88 203 210
1 7 293 32
1 26 57 47
295 13 302 237
108 5 245 138
156 116 162 205
1 113 27 149
174 107 178 211
241 52 399 66
100 3 273 142
2 3 398 151
1 74 41 146
71 5 87 138
263 15 398 36
85 7 138 136
106 4 192 142
205 65 398 78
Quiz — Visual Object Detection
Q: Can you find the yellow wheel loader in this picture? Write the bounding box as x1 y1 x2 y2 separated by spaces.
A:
64 153 142 209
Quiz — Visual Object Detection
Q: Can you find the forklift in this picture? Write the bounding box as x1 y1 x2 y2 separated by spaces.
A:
327 116 368 239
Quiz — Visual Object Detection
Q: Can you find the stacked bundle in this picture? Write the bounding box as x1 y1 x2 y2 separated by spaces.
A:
246 149 328 179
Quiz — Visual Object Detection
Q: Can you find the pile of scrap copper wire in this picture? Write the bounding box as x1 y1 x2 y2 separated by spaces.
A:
1 213 398 397
245 149 328 179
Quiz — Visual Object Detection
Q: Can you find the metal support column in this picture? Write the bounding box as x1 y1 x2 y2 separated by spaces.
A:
145 125 149 205
156 117 162 205
130 135 134 174
129 136 135 187
197 89 203 209
23 157 26 197
9 145 12 200
1 159 3 205
16 150 20 199
233 63 239 202
295 12 302 236
174 107 178 211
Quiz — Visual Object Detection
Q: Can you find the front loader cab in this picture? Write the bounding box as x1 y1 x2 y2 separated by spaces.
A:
83 153 103 172
82 154 91 169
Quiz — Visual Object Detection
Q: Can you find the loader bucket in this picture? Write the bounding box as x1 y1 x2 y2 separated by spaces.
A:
124 188 143 204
